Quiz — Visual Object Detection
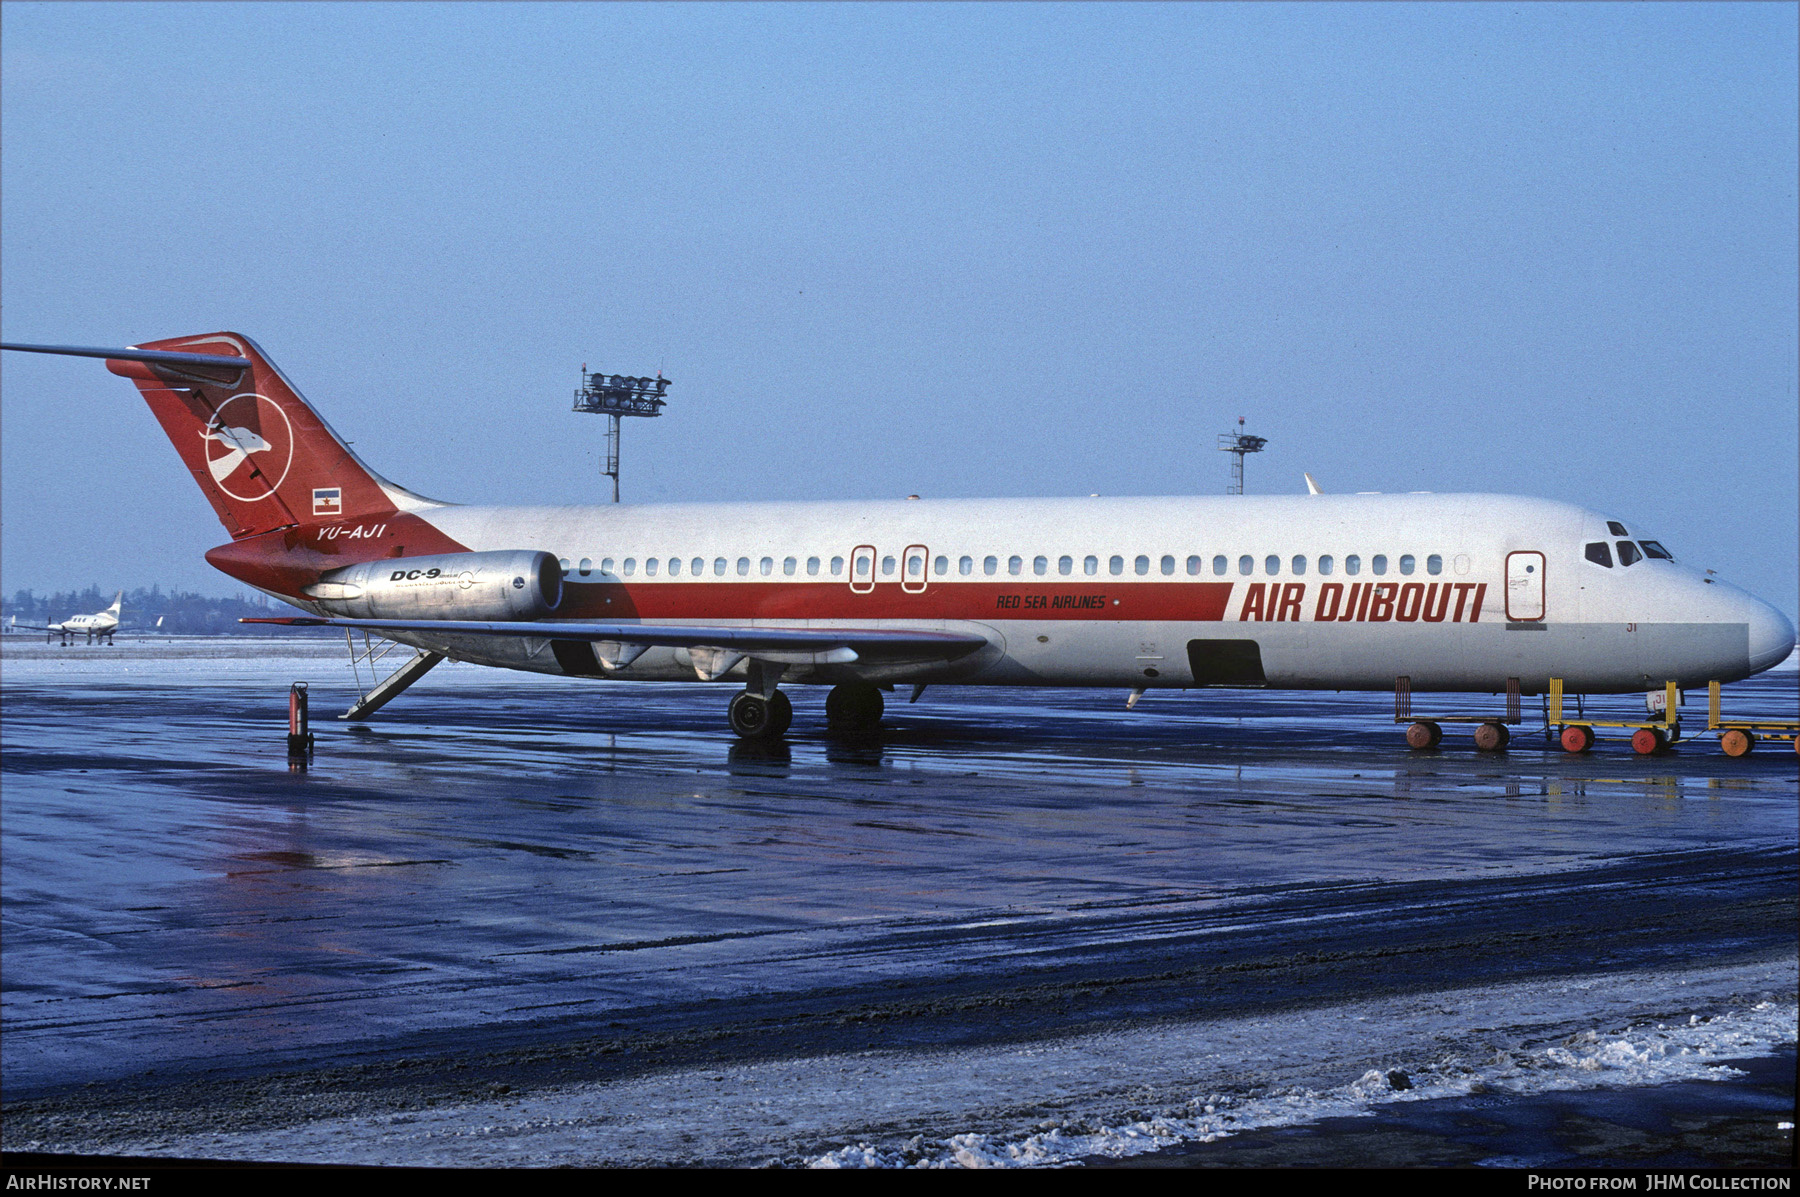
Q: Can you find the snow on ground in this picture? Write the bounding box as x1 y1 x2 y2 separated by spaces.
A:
37 958 1792 1169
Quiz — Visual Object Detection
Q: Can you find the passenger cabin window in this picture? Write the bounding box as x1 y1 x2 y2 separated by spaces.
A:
1264 555 1280 576
807 557 821 576
1084 555 1099 576
1161 555 1175 576
623 558 637 576
602 557 615 574
1345 555 1361 576
882 556 896 576
1213 555 1228 576
1058 555 1072 576
1426 554 1442 576
692 557 704 576
1135 555 1150 576
1186 555 1201 576
959 556 973 576
1009 555 1023 576
1292 555 1307 575
1607 521 1628 536
559 557 571 574
1318 555 1334 576
984 556 998 576
1108 555 1124 576
1640 541 1673 561
1034 556 1048 576
1616 541 1642 567
761 557 774 576
783 557 796 576
831 556 844 576
1399 554 1415 575
1238 555 1253 576
935 556 948 575
667 558 679 576
1585 542 1614 568
1372 555 1388 576
854 556 868 577
715 557 728 576
579 558 592 576
737 557 750 576
645 558 659 576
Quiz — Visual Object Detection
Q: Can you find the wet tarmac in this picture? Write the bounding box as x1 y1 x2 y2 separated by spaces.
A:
2 638 1794 1167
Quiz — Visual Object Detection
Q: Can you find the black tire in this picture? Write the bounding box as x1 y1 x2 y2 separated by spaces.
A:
729 690 792 740
1473 721 1510 752
766 690 793 738
826 683 885 731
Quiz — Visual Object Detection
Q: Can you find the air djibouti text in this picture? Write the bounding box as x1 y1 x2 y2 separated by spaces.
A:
1239 580 1488 623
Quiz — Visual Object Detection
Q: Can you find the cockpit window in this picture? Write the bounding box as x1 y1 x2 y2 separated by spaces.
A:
1607 521 1628 536
1584 542 1613 568
1639 540 1673 561
1616 540 1642 567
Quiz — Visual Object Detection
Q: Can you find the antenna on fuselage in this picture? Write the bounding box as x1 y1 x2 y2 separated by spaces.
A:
572 366 671 502
1217 417 1266 495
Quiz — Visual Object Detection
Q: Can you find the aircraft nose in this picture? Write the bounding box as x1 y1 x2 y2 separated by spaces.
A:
1748 600 1796 674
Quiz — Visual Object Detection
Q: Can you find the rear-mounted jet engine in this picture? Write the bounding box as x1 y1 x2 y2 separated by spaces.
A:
302 550 563 621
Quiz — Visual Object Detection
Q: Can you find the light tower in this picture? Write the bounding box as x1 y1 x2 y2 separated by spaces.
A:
572 367 670 502
1217 417 1266 495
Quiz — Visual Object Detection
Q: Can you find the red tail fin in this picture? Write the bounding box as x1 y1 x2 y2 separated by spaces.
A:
106 332 435 539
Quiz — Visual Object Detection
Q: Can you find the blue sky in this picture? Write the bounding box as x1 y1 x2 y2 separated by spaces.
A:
3 2 1794 619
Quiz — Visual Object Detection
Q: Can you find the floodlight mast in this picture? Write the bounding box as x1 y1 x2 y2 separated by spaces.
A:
1217 417 1266 495
572 368 669 502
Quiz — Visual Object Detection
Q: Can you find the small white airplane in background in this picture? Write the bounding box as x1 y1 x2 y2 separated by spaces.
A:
13 592 124 645
1 333 1792 752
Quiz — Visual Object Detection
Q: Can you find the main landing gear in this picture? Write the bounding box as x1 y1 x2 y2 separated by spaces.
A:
728 689 792 739
725 674 888 741
825 682 884 733
728 660 792 741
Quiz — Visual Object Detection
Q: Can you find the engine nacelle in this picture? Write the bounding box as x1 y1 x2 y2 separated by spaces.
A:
303 550 563 621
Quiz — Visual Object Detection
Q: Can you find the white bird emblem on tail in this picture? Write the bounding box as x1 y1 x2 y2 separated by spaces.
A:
205 423 272 482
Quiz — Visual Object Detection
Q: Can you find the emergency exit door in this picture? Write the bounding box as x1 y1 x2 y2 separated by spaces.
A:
1506 551 1545 622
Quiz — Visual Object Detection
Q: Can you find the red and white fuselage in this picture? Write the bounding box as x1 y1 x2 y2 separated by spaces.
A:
3 332 1791 716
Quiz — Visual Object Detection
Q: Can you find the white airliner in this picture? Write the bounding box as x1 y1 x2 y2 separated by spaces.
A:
12 592 123 645
2 334 1792 746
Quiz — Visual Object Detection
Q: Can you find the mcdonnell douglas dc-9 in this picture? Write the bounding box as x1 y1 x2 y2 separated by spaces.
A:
3 334 1792 748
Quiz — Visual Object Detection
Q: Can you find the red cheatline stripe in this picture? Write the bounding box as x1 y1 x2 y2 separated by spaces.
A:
554 580 1236 622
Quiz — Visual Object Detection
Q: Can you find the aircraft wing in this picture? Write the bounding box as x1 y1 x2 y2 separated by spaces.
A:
242 616 990 666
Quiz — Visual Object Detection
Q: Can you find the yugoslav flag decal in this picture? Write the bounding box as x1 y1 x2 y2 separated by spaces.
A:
201 394 294 502
313 487 343 515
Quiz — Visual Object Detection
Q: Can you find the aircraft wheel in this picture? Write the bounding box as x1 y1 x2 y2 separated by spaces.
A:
1719 729 1755 758
766 690 793 737
1404 721 1441 750
1559 725 1595 754
1630 727 1667 755
728 690 792 740
1473 721 1510 752
826 682 885 731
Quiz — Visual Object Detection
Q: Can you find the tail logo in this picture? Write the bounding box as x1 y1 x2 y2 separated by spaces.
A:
201 393 294 502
